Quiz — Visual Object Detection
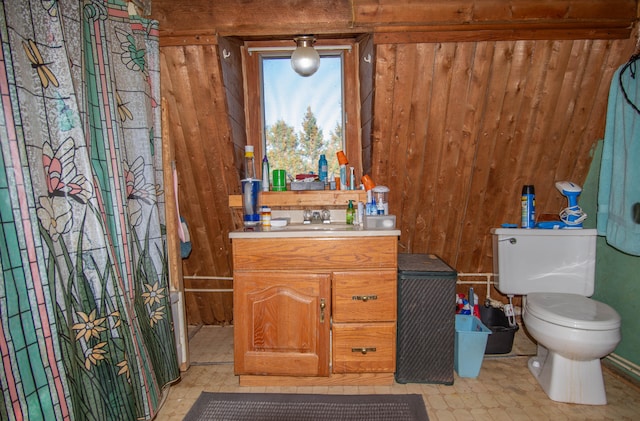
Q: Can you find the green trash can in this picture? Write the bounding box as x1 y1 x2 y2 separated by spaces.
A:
454 315 492 378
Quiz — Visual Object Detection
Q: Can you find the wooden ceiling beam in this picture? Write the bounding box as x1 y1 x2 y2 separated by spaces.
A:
354 0 636 25
152 0 637 41
374 23 633 44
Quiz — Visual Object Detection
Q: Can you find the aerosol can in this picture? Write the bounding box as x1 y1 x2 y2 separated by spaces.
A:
521 185 535 228
555 181 587 228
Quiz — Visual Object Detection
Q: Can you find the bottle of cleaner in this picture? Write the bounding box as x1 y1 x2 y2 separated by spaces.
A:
318 154 328 185
262 155 270 192
346 200 355 225
367 191 377 215
521 185 535 228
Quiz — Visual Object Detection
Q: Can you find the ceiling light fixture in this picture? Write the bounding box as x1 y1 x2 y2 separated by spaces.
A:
291 35 320 77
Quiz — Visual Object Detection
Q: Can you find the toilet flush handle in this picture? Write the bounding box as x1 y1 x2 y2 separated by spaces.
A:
499 237 517 244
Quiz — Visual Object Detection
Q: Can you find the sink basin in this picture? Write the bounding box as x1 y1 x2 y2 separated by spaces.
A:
230 222 399 238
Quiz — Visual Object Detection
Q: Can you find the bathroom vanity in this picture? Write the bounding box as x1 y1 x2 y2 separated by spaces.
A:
229 219 400 386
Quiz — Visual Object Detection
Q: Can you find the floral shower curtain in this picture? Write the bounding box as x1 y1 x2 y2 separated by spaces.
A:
0 1 179 420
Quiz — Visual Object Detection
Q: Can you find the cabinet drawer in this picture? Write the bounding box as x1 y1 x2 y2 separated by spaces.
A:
233 237 397 270
332 271 397 322
332 322 396 373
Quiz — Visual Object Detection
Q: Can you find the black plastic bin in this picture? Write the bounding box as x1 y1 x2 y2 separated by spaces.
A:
479 305 519 354
396 253 457 384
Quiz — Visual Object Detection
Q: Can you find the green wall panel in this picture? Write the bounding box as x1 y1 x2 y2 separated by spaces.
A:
582 140 640 379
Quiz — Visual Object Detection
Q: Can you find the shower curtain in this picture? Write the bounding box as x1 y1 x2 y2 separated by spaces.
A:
0 1 179 420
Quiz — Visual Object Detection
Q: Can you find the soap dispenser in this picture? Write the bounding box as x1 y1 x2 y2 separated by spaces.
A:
346 200 355 225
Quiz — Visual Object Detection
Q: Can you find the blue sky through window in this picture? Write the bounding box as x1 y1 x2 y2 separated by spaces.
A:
262 55 343 137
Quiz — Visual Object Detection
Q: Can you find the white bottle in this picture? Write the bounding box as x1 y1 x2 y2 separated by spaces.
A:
339 164 348 190
262 155 270 192
357 201 365 226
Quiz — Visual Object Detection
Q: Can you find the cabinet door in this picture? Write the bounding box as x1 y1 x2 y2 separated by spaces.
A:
234 271 331 377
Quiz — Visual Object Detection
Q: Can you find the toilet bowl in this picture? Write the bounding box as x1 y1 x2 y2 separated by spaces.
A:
523 292 621 405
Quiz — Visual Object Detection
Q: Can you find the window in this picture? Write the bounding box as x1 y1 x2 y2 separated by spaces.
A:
262 54 343 177
243 39 361 185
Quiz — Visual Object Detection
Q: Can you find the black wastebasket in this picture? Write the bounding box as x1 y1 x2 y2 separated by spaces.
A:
479 305 519 354
396 253 457 384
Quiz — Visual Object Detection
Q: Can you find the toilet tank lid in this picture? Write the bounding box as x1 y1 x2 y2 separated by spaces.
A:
526 293 621 330
491 228 597 236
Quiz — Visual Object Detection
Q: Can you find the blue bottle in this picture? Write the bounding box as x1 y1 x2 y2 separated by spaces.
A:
318 154 328 184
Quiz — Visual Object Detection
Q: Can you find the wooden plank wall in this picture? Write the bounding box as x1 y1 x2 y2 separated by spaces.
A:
372 38 634 274
154 0 638 325
359 34 376 175
160 43 237 324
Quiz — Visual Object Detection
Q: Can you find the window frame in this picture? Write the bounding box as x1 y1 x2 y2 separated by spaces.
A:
242 38 361 180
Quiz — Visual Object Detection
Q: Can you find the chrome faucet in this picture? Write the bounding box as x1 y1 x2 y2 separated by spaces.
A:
303 208 331 224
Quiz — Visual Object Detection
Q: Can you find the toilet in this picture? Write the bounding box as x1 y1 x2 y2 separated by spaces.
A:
491 228 621 405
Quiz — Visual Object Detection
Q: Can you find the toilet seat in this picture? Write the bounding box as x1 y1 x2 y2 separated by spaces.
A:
526 292 621 331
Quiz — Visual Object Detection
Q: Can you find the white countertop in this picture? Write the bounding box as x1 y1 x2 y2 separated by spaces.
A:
229 225 401 239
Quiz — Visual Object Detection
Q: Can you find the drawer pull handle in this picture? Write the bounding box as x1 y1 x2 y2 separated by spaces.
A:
352 295 378 302
352 347 376 355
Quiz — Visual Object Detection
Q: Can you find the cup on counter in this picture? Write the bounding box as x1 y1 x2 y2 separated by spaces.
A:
272 169 287 191
361 174 376 191
241 179 261 226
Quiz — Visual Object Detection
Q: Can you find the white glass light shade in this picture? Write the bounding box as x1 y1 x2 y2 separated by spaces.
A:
291 36 320 77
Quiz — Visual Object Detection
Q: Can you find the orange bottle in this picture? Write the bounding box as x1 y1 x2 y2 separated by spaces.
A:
336 151 349 190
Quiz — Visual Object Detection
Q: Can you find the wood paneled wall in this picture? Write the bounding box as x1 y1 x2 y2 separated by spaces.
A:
154 0 638 325
371 39 633 273
160 44 238 324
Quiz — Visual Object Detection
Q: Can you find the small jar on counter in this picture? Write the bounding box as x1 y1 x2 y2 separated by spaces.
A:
261 206 271 227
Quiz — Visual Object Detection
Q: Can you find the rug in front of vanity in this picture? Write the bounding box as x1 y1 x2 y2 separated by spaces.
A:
183 392 429 421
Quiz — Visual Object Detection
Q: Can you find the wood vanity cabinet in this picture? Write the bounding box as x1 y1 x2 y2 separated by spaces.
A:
232 235 398 385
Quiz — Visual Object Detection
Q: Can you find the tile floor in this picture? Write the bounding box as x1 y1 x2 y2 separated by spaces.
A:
156 325 640 420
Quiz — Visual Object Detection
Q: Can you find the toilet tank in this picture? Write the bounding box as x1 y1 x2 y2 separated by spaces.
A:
491 228 597 296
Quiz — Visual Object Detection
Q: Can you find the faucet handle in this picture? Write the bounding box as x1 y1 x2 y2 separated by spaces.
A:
303 208 312 223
